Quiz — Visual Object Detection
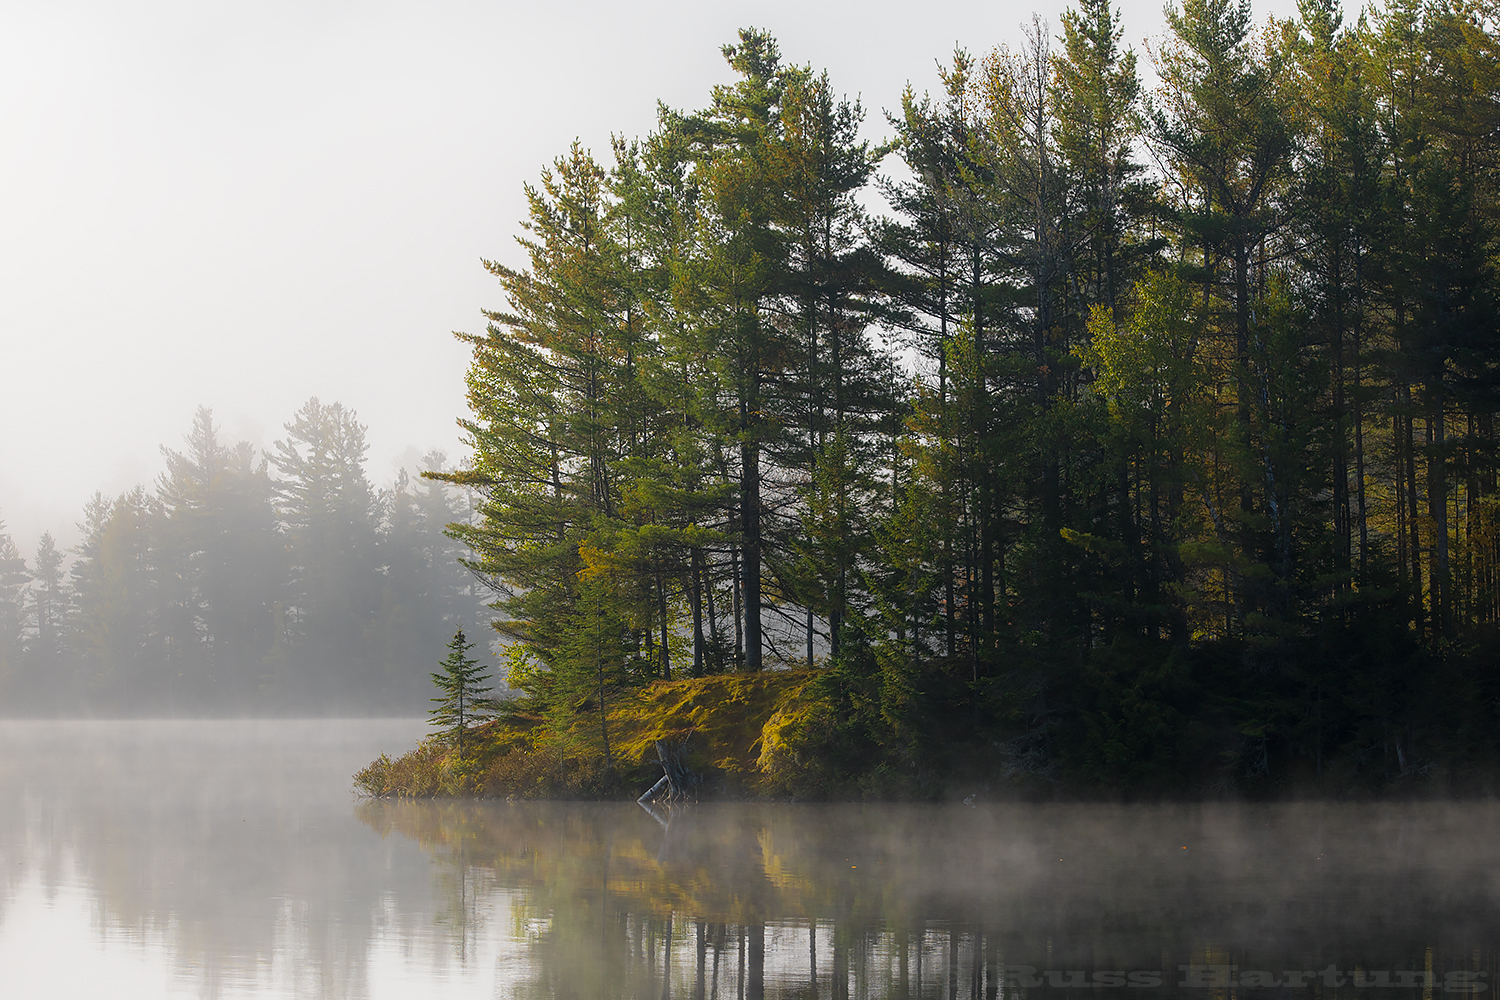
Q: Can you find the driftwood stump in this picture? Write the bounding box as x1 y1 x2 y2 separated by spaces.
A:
638 738 698 805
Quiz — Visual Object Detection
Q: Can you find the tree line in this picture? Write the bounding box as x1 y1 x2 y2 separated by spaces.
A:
0 402 487 715
452 0 1500 794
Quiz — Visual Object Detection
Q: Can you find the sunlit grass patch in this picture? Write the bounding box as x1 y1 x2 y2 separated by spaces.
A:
354 671 814 799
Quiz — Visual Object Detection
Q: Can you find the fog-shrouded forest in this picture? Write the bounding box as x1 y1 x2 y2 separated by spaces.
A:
8 0 1500 794
436 0 1500 797
0 402 489 715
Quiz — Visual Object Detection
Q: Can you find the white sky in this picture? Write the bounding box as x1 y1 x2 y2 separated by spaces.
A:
0 0 1302 557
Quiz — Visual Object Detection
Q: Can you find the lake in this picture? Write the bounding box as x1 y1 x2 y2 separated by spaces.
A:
1 719 1496 999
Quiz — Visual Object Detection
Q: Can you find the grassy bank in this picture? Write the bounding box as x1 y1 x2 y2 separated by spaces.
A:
354 671 815 799
357 624 1500 802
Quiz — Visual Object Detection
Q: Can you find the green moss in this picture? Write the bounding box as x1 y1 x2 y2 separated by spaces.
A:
356 671 815 799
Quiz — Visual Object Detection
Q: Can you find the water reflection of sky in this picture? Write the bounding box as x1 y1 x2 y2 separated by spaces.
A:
2 720 1498 999
0 873 531 998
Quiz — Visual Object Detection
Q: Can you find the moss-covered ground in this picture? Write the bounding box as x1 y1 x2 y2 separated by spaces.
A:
355 671 815 800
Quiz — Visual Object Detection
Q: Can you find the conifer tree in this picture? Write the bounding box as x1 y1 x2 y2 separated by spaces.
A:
774 66 894 662
157 407 283 701
429 626 496 759
27 532 65 677
441 143 635 682
1149 0 1297 632
1286 0 1382 594
270 398 380 697
878 60 977 660
1053 0 1147 321
69 488 158 704
676 28 801 672
0 519 28 695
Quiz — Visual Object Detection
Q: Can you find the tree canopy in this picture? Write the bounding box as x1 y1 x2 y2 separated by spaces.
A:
445 9 1500 796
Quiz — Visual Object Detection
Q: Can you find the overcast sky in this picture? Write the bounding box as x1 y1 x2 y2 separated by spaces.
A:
0 0 1302 555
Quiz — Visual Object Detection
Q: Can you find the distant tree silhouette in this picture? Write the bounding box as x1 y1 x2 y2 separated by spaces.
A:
0 518 28 691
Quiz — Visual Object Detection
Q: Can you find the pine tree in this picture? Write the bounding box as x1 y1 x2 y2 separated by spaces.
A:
1286 0 1382 595
1149 0 1298 632
27 532 65 678
1053 0 1148 320
429 626 497 758
155 407 283 703
69 488 158 706
771 65 895 663
878 57 978 661
376 452 488 705
441 142 634 683
0 517 29 698
680 31 790 672
269 398 380 701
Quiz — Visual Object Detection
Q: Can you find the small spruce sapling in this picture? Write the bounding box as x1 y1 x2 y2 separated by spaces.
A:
429 626 497 759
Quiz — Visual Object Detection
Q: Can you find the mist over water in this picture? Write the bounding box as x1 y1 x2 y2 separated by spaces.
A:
1 719 1496 998
357 799 1500 997
0 720 438 997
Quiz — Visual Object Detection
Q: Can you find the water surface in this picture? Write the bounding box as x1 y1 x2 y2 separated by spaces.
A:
2 720 1496 998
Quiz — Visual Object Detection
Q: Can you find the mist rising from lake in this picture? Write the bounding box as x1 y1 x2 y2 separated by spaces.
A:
2 720 1496 998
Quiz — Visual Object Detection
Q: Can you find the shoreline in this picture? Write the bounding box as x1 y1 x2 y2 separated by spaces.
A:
351 668 1497 803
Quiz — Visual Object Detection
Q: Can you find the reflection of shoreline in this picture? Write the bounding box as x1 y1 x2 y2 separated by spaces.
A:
0 719 434 1000
356 798 1500 999
996 967 1489 991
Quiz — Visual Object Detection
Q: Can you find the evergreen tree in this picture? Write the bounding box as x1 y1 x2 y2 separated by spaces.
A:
773 67 893 662
676 28 806 671
1148 0 1298 634
69 489 159 706
269 398 380 702
156 407 284 704
0 518 28 698
26 532 66 683
429 626 496 758
441 142 634 684
1053 0 1148 320
1286 0 1382 595
877 56 979 661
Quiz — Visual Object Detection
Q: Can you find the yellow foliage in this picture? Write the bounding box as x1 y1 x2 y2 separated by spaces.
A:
609 672 813 784
755 699 814 782
356 671 815 799
1076 271 1200 419
576 538 620 581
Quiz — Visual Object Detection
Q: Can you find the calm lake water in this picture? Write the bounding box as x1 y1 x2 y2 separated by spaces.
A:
1 720 1496 999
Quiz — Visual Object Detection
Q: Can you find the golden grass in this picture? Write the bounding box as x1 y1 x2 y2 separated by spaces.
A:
354 670 815 799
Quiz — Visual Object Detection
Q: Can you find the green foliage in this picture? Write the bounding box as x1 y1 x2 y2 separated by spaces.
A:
412 12 1500 798
359 672 811 799
428 626 498 759
22 8 1500 797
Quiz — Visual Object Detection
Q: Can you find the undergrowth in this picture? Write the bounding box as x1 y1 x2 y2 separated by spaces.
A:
354 671 815 799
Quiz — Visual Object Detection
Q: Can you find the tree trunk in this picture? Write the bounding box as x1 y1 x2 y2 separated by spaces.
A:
741 439 763 672
704 550 722 666
731 544 743 665
657 569 671 681
1430 393 1449 636
747 924 765 1000
690 548 705 676
1404 397 1424 632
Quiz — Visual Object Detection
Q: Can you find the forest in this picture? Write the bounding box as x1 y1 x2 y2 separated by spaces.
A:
0 402 487 714
8 0 1500 795
438 0 1500 797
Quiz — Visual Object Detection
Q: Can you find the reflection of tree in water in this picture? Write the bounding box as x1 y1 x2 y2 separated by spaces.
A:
0 720 432 999
9 723 1500 1000
360 799 1500 999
